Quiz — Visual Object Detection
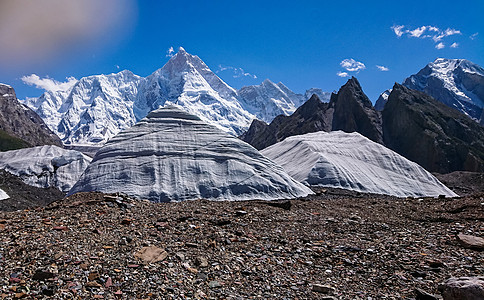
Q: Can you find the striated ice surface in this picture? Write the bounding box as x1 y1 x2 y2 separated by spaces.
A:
261 131 458 198
0 145 92 192
68 105 313 202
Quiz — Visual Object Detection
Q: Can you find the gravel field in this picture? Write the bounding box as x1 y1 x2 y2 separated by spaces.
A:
0 186 483 299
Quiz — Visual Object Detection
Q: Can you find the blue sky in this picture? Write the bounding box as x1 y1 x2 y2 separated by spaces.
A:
0 0 482 102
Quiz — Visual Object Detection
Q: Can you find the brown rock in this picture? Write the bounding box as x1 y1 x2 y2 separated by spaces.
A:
457 233 484 250
134 246 168 263
439 277 484 300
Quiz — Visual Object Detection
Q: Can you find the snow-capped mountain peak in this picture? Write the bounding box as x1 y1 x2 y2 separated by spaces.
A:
22 48 330 145
403 58 484 121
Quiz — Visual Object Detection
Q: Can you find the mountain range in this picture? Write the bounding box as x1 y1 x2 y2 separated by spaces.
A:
375 58 484 125
241 78 484 174
22 47 327 146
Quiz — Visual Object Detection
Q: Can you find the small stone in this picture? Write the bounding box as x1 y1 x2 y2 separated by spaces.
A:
53 226 68 231
86 281 102 288
208 281 221 288
457 233 484 250
105 277 112 288
114 290 123 296
312 284 335 294
121 218 133 225
194 256 209 268
235 210 248 216
32 270 55 281
88 271 100 281
415 288 438 300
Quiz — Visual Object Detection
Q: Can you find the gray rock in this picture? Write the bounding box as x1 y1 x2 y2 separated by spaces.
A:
457 233 484 250
438 277 484 300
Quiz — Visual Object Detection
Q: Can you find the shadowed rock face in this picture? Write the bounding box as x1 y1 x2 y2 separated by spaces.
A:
382 83 484 173
0 84 62 149
239 94 332 150
331 77 383 144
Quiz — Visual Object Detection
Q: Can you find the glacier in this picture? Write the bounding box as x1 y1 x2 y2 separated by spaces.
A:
22 47 328 146
261 131 458 198
68 105 313 202
0 145 92 192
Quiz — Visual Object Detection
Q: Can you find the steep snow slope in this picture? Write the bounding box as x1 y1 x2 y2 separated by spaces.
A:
403 58 484 121
305 88 331 103
0 188 9 200
374 89 391 111
261 131 457 198
22 70 141 145
69 106 313 202
0 145 92 192
135 47 255 136
238 79 305 123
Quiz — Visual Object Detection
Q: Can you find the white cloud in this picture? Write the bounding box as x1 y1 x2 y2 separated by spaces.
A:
217 65 257 79
337 71 349 77
340 59 366 72
376 65 389 71
409 26 427 38
21 74 78 92
391 25 464 48
391 25 406 37
166 46 175 58
444 28 461 36
115 65 120 69
470 32 479 40
450 42 459 48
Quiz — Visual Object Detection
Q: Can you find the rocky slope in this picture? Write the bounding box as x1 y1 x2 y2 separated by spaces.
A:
261 131 457 197
331 77 382 144
240 94 332 150
382 83 484 173
0 84 62 149
0 188 482 299
69 106 312 202
241 78 382 149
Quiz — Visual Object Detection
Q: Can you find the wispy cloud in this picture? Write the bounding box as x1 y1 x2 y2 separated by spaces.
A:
450 42 459 48
217 65 257 79
470 32 479 40
340 59 366 72
337 71 349 77
21 74 78 92
391 25 406 37
115 65 120 69
391 25 463 48
376 65 389 71
166 46 175 58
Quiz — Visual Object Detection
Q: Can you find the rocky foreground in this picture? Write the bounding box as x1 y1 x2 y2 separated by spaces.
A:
0 187 483 299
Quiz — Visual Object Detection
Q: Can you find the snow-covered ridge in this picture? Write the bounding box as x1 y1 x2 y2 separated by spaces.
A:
0 145 92 192
22 47 329 146
261 131 458 198
403 58 484 121
69 105 313 202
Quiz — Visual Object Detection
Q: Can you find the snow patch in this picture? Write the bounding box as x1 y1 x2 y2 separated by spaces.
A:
0 188 9 200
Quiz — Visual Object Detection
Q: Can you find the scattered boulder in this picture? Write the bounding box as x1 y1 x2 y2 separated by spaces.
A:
438 277 484 300
457 233 484 250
